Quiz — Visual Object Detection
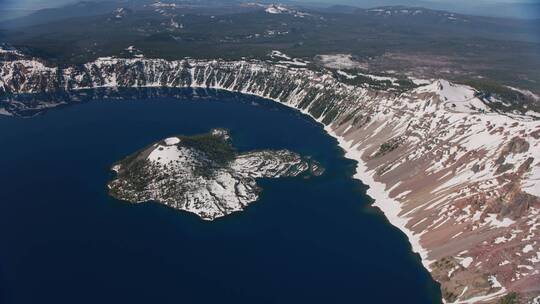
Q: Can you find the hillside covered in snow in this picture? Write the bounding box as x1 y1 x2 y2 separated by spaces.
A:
108 129 323 220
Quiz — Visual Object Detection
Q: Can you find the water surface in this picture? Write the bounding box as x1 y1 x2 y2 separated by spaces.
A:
0 89 441 304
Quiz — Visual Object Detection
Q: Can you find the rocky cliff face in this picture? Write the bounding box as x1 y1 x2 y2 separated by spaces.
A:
1 53 539 303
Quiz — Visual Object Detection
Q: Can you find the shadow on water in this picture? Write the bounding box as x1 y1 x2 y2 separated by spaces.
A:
0 88 441 304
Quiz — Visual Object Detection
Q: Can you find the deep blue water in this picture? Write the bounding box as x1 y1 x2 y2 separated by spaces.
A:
0 90 441 304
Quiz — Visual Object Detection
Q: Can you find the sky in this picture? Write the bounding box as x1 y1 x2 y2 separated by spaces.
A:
0 0 538 19
1 0 75 10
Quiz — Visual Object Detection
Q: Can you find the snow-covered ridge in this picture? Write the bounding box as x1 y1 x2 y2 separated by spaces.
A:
366 6 468 22
150 1 178 9
0 48 23 56
0 53 539 303
264 4 310 17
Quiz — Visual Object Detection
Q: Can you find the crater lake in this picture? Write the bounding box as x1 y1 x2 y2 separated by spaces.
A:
0 89 441 304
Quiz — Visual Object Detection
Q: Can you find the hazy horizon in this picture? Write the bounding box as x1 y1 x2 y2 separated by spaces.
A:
0 0 538 19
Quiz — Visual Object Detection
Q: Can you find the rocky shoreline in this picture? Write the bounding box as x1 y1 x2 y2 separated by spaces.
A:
1 53 539 303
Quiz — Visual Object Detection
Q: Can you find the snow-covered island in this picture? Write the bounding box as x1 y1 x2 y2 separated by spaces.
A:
108 129 324 220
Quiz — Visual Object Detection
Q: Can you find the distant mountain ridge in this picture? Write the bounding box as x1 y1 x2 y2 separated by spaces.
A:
298 0 540 19
1 0 539 30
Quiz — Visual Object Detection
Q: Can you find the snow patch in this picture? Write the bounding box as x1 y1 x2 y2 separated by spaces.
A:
148 144 184 165
459 257 473 268
164 137 180 145
316 54 366 70
484 214 515 228
523 244 533 253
